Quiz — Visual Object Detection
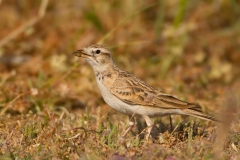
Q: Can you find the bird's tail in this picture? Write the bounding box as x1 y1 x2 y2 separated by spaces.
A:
184 104 220 122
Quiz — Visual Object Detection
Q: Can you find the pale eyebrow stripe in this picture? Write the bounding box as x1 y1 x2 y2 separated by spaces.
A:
86 44 110 52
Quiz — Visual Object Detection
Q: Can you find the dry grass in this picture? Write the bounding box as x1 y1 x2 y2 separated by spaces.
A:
0 0 240 159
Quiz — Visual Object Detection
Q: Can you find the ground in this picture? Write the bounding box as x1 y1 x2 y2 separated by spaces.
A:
0 0 240 159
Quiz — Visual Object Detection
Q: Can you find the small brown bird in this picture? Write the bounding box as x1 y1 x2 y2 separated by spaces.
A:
73 44 218 139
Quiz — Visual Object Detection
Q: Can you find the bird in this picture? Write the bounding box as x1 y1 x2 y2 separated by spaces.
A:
73 44 218 139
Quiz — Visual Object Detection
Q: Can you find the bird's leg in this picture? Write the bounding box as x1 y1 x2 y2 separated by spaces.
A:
142 115 153 140
169 115 173 131
122 116 135 137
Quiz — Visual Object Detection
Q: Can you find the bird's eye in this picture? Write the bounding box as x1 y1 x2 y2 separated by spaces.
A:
96 50 101 54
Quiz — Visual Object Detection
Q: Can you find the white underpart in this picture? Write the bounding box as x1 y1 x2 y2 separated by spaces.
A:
96 78 185 118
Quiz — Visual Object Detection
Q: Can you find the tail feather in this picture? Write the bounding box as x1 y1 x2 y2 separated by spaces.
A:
188 103 203 113
184 104 220 122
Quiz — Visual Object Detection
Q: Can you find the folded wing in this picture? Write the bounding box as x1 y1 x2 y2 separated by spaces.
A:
109 75 203 112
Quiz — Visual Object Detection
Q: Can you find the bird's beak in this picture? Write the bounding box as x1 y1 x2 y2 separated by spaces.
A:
72 49 84 57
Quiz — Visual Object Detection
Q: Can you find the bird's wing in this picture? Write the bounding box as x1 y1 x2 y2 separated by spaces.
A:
109 71 202 111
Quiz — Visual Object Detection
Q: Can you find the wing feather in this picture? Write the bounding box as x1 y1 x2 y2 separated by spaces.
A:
109 72 201 111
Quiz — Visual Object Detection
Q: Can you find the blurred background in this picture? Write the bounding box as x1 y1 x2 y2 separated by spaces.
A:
0 0 240 158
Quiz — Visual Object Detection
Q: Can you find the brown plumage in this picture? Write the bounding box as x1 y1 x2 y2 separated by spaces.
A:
73 44 219 139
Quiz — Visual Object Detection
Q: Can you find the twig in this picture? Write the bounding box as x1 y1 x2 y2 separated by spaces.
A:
4 130 14 143
68 133 81 140
0 0 49 47
0 93 25 115
38 0 49 18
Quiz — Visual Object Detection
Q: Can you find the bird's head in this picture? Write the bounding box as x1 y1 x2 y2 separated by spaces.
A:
73 44 114 72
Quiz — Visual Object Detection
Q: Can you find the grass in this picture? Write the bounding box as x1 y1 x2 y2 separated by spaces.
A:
0 0 240 159
0 112 221 159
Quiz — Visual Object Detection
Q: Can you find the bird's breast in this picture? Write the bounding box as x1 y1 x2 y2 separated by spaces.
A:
96 77 130 114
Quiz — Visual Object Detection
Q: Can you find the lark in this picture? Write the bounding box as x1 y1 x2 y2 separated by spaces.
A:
73 44 218 139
